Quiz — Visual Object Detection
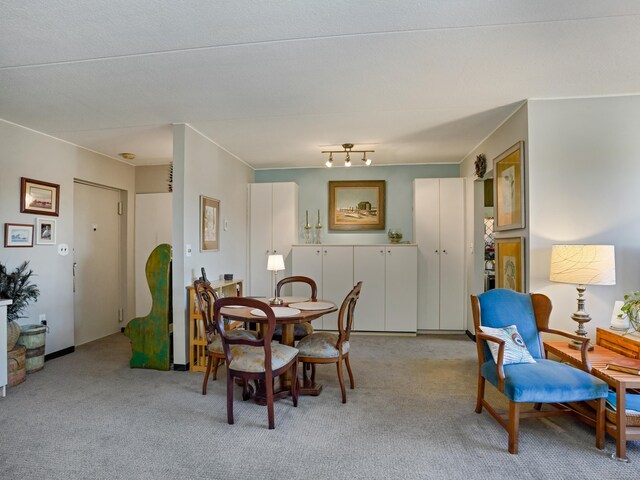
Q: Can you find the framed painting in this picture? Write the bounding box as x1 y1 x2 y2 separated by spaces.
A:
21 177 60 216
36 218 56 245
200 195 220 251
4 223 34 248
495 236 525 292
328 180 385 231
493 142 524 231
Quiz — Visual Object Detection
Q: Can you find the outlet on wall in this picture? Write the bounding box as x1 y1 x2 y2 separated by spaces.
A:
39 314 46 322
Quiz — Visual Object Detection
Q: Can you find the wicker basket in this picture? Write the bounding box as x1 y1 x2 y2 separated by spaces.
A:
606 408 640 427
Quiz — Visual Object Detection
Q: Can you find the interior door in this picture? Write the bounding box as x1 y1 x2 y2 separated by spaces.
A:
73 182 122 345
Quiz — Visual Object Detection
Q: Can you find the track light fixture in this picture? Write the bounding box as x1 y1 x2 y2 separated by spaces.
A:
322 143 374 167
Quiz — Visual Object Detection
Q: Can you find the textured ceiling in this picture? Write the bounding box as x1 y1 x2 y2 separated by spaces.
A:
1 1 640 168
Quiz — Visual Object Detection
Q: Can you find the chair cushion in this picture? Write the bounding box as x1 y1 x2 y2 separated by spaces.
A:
273 322 313 338
206 329 258 354
477 289 542 359
296 332 349 359
481 358 608 403
479 324 536 365
228 343 298 373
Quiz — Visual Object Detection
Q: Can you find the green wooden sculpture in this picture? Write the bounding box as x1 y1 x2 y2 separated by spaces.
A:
125 243 172 370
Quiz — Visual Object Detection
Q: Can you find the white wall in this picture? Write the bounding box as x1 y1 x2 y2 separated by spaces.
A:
460 103 529 331
0 119 135 354
172 124 254 366
528 96 640 336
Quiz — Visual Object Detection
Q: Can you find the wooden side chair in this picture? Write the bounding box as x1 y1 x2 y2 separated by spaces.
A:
273 275 318 341
471 288 609 454
214 296 299 429
297 282 362 403
193 278 257 394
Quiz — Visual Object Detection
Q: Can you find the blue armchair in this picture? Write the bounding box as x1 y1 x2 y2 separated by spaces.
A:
471 289 608 454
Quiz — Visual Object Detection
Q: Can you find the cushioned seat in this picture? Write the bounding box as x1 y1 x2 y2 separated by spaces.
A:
228 343 299 373
296 332 350 358
207 329 258 354
482 358 609 403
273 322 313 340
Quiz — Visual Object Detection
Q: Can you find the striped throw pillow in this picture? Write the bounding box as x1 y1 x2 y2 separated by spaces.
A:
479 324 536 365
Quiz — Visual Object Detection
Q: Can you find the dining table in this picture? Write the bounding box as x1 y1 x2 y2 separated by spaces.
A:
220 296 337 402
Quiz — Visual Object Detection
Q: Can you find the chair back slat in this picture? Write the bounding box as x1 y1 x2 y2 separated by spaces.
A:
193 278 218 341
336 282 363 346
475 288 543 359
276 276 318 301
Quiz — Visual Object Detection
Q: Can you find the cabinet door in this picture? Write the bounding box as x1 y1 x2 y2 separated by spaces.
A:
353 246 385 331
438 178 465 330
385 246 418 332
291 246 323 299
321 246 354 330
414 179 440 330
272 182 298 269
249 183 273 297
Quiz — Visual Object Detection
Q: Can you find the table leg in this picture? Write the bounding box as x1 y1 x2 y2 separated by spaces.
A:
614 387 628 462
279 324 295 388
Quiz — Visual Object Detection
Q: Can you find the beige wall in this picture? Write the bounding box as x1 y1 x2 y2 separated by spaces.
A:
171 124 255 366
136 164 172 193
0 119 135 354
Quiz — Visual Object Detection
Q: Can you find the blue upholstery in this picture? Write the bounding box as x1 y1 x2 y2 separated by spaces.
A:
606 391 640 414
482 358 608 403
478 289 542 359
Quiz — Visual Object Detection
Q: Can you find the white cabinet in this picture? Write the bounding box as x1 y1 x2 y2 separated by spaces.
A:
0 300 10 397
353 246 417 332
414 178 465 331
293 245 417 333
248 182 298 297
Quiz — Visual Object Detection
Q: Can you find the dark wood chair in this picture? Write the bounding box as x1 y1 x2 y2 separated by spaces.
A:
273 275 318 341
193 278 257 394
471 288 608 454
214 296 299 429
297 282 362 403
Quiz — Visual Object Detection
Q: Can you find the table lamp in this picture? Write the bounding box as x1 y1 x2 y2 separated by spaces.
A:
267 254 285 305
549 244 616 350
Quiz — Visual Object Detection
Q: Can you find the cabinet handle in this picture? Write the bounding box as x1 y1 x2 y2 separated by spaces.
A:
380 250 384 254
324 250 328 254
273 250 277 253
265 250 270 254
435 249 439 254
316 250 321 254
387 250 391 254
442 249 447 254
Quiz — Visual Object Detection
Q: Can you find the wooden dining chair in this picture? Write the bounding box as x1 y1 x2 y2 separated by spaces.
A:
214 296 300 429
296 282 362 403
273 276 318 341
193 278 257 394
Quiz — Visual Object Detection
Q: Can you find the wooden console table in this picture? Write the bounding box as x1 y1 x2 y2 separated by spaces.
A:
545 328 640 461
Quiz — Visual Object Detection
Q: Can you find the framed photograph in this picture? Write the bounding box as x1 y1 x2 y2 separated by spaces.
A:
4 223 34 248
20 177 60 216
200 195 220 251
493 142 524 231
328 180 386 231
495 236 525 292
36 218 56 245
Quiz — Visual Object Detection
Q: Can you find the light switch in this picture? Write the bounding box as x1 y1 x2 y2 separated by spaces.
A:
186 244 192 257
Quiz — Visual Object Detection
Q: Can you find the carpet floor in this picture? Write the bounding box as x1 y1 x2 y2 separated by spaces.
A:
0 333 638 479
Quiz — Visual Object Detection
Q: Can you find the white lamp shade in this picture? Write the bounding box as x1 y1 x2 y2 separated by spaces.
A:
549 245 616 285
267 254 285 271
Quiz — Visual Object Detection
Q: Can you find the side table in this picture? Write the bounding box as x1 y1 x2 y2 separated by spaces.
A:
544 338 640 461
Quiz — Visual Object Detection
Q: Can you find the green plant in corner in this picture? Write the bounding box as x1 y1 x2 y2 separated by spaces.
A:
0 261 40 322
618 291 640 334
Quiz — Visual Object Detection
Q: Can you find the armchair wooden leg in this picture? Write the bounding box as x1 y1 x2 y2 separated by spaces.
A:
337 359 347 403
202 355 213 395
595 397 605 450
475 376 485 414
508 401 520 454
345 355 355 389
226 373 235 425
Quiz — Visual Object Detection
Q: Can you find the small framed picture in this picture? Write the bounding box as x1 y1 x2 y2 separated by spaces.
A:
200 195 220 251
493 142 525 231
36 218 56 245
20 177 60 216
495 236 525 292
4 223 34 248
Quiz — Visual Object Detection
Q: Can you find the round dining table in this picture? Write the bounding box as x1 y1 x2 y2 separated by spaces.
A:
220 297 337 400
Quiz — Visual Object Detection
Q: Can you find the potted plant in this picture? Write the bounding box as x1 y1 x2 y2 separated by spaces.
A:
0 261 40 350
618 291 640 335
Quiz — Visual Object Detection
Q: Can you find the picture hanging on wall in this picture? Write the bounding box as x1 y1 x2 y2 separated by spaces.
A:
200 195 220 251
20 177 60 216
495 236 525 292
328 180 386 231
493 142 524 231
36 218 56 245
4 223 34 248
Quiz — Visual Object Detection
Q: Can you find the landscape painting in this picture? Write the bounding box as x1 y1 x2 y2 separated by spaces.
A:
328 180 385 231
20 177 60 216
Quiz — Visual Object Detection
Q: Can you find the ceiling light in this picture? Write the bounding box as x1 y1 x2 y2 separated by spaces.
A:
118 152 136 161
322 143 374 167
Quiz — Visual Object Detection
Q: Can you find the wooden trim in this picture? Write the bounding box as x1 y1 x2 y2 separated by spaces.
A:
44 346 74 361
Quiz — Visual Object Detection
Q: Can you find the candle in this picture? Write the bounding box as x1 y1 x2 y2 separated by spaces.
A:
317 209 320 224
305 210 309 225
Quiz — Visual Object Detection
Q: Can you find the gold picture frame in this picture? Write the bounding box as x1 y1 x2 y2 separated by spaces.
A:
495 236 525 292
200 195 220 251
493 142 524 231
328 180 385 231
20 177 60 217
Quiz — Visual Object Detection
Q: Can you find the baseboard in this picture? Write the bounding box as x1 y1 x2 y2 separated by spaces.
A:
465 330 476 342
417 330 466 335
173 363 189 372
44 346 75 361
